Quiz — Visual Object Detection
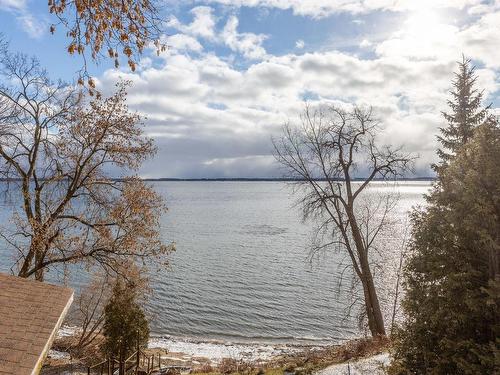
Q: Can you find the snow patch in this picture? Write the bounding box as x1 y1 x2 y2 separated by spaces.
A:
56 325 314 364
316 353 390 375
149 336 304 363
48 349 71 360
57 325 80 338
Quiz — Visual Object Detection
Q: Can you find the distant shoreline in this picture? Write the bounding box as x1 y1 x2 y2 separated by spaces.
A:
0 177 435 182
141 177 436 182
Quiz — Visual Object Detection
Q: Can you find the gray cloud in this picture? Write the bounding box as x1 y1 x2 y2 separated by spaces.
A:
95 7 499 178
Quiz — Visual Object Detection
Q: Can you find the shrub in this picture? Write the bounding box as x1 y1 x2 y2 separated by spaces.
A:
101 279 150 360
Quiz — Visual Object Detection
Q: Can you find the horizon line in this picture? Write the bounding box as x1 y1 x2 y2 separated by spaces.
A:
0 177 436 182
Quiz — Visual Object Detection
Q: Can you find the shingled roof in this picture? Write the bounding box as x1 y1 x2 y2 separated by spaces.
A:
0 273 73 375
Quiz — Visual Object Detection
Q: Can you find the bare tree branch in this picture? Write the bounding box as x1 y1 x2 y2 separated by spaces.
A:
273 104 414 337
0 48 174 282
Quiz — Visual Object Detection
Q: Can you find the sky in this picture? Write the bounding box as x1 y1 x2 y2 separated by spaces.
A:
0 0 499 178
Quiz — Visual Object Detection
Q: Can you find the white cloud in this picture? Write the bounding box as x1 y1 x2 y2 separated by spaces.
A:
167 8 268 60
97 48 494 177
0 0 45 38
375 6 500 69
459 11 500 69
200 0 482 18
167 34 204 52
167 6 217 40
467 0 500 15
92 3 499 178
375 10 460 61
17 13 45 39
221 16 268 60
0 0 25 11
359 39 372 48
295 39 305 49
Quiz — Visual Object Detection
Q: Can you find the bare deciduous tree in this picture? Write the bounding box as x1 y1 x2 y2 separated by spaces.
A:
273 105 413 337
64 273 110 357
69 265 150 356
0 49 173 281
390 221 410 335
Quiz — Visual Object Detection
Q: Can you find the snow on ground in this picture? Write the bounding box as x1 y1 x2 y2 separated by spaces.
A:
316 353 390 375
47 349 71 360
56 325 80 338
56 326 307 363
149 336 305 363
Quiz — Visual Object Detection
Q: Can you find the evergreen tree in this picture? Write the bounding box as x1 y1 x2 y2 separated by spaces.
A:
101 279 150 360
435 56 489 170
389 120 500 374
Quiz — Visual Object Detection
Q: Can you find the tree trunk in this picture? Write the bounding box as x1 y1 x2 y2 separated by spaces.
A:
347 208 386 337
17 238 45 281
18 242 37 278
34 248 44 281
359 256 386 336
489 231 500 281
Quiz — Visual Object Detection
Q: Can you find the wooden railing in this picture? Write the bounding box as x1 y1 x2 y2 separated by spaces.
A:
87 350 163 375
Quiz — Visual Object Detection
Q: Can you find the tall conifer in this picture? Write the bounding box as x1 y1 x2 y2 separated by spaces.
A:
435 56 489 170
390 119 500 374
389 58 500 374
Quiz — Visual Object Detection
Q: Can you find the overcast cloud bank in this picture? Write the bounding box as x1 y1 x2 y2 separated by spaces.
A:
90 0 500 178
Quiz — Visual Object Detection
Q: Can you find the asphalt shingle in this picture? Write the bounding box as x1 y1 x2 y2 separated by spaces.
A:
0 273 73 375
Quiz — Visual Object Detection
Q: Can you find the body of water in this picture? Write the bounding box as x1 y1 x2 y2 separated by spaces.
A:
0 181 430 349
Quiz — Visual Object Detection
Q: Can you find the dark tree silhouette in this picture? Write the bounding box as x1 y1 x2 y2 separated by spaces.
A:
274 105 413 337
390 60 499 374
390 119 500 374
102 277 149 360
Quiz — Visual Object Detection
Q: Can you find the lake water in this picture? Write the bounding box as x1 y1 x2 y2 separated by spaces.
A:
0 181 430 349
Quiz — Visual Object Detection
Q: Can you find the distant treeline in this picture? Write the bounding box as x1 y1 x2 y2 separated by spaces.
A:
0 177 435 182
142 177 435 182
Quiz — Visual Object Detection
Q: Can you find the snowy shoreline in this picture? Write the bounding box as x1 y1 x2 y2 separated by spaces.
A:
56 325 330 363
50 326 390 375
148 335 318 362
